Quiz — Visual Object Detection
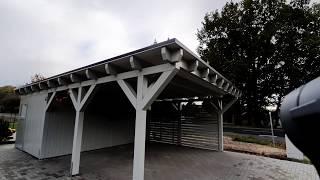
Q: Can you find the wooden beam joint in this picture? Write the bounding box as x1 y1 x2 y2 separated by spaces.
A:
86 69 97 80
70 74 81 83
195 67 209 79
105 63 119 75
58 77 68 86
161 47 183 63
130 56 142 71
176 59 198 72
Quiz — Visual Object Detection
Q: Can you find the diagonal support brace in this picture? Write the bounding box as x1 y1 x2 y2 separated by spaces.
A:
117 80 137 109
222 98 238 113
141 69 178 110
45 91 56 110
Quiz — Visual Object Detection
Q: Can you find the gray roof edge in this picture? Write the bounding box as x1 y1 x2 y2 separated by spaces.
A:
16 39 178 89
173 39 231 85
16 38 241 97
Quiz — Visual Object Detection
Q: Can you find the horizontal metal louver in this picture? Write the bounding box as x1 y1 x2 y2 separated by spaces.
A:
147 105 219 151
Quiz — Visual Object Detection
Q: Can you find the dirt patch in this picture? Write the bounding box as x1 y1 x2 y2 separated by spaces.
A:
224 136 287 160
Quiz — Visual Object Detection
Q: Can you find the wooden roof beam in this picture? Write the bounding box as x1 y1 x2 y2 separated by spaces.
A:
24 87 31 93
105 63 118 75
39 82 48 90
194 67 209 79
161 47 183 63
31 85 39 92
208 74 218 85
130 56 142 71
58 77 68 86
231 88 237 96
223 82 230 91
228 86 234 93
217 78 225 88
70 74 81 83
47 80 57 88
85 69 97 80
176 59 198 72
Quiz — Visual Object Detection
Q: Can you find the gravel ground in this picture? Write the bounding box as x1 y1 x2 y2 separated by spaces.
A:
224 136 287 160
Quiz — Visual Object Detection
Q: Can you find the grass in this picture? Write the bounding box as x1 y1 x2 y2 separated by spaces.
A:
226 134 312 164
230 134 285 149
287 157 312 164
8 122 17 129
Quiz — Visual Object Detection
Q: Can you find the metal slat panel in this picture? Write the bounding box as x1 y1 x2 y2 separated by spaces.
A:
147 107 219 151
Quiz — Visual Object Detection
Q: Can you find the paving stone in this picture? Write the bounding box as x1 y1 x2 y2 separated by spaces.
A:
0 143 318 180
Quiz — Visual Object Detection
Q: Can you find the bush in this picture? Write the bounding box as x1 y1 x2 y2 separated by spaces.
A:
0 119 13 142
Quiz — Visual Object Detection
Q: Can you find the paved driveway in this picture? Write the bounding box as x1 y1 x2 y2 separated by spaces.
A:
0 143 318 180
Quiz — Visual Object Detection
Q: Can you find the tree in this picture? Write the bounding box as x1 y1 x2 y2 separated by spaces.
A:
263 1 320 120
1 95 20 114
0 86 15 100
31 73 46 83
0 86 20 113
197 0 320 127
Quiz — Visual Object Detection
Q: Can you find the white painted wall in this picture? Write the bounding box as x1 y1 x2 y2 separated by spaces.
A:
15 92 47 158
82 113 135 151
41 111 75 158
16 91 135 159
15 104 27 150
41 111 135 159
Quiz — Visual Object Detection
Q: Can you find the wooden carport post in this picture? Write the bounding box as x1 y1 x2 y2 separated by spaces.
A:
217 100 224 151
69 84 96 176
117 68 178 180
133 75 148 180
211 98 238 151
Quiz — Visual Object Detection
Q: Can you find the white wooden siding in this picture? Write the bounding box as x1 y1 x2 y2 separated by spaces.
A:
16 93 47 158
41 112 135 158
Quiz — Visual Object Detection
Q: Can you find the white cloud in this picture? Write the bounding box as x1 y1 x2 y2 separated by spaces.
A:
0 0 230 86
0 0 133 86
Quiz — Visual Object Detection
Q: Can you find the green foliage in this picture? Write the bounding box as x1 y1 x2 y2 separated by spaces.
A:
0 86 15 100
230 134 285 149
197 0 320 126
0 86 20 113
232 135 269 145
9 122 17 130
0 118 13 142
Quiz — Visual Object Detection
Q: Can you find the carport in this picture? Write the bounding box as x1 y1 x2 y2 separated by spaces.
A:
16 39 241 180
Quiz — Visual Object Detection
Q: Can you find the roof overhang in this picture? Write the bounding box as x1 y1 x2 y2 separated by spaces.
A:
16 38 242 98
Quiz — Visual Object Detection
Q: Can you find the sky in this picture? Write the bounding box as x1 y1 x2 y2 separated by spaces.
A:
1 0 319 87
0 0 232 87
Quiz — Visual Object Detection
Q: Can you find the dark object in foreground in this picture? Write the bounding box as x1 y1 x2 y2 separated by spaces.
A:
281 76 320 174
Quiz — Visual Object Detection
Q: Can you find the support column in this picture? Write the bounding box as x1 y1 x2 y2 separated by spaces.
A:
133 75 148 180
133 109 147 180
117 69 178 180
71 111 84 175
217 98 238 152
69 84 96 176
218 100 224 151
